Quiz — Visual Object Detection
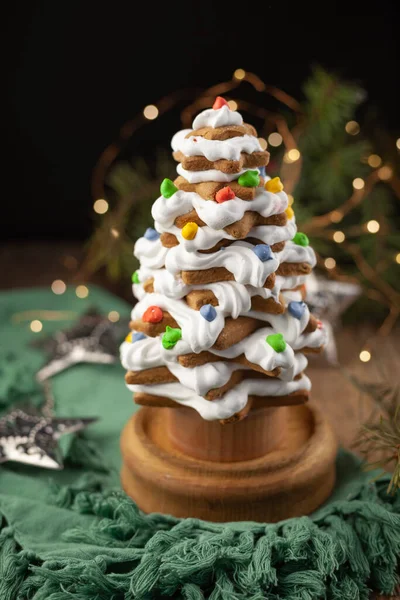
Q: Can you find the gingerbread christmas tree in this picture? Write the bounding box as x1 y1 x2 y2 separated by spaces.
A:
120 97 336 522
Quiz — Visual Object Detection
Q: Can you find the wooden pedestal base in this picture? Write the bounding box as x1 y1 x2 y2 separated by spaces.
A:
120 404 337 522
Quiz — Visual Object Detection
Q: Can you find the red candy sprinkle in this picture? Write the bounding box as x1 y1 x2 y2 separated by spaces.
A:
317 320 323 329
142 306 163 323
215 186 236 203
212 96 229 110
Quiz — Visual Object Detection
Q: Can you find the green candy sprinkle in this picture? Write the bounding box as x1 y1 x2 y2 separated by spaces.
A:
162 326 182 349
160 178 178 198
266 333 286 353
293 232 309 247
237 170 260 187
132 271 140 284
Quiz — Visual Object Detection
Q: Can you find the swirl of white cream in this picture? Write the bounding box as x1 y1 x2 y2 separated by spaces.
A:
165 241 279 287
192 105 243 129
177 163 248 183
279 241 317 266
152 188 288 232
172 132 263 162
133 237 168 270
128 374 311 421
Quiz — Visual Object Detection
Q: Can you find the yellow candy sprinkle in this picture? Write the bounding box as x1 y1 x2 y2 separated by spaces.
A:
125 332 132 343
285 206 294 219
265 177 284 193
181 222 198 240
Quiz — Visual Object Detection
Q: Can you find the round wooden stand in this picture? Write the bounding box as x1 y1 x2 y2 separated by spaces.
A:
120 404 337 522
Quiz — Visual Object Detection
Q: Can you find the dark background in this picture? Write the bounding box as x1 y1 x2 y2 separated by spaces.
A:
3 4 399 243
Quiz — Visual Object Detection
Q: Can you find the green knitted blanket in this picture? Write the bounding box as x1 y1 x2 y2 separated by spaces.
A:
0 287 399 600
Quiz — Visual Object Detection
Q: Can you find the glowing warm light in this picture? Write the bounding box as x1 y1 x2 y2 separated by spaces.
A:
345 121 360 135
366 220 380 233
110 228 120 238
330 211 343 223
287 194 294 206
333 231 345 243
234 68 246 80
352 177 365 190
108 310 120 322
268 132 283 147
396 253 400 264
359 350 371 363
51 280 66 295
283 149 301 163
30 320 43 333
396 138 400 150
324 257 336 269
367 154 382 168
93 199 109 214
378 165 393 180
76 285 89 299
143 105 159 120
227 100 238 111
258 138 268 150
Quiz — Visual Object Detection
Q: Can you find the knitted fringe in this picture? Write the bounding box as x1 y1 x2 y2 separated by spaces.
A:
0 478 399 599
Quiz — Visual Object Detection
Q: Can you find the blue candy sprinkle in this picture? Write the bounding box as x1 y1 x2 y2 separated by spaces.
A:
144 227 160 241
288 301 307 320
200 304 217 322
252 244 273 262
132 332 146 342
258 166 266 178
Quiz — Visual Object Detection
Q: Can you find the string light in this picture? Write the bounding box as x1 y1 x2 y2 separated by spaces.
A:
108 310 120 322
333 231 345 243
366 220 380 233
30 320 43 333
93 199 109 214
258 138 268 150
324 257 336 269
227 100 238 111
378 165 393 180
283 149 301 163
352 177 365 190
51 280 66 295
367 154 382 168
75 285 89 299
143 105 159 120
330 211 343 223
234 68 246 80
396 138 400 150
345 120 360 135
395 253 400 264
110 228 120 238
359 350 371 362
268 132 283 147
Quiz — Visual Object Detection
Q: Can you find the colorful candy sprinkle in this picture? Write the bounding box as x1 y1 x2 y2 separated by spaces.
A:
160 178 178 198
142 306 163 323
266 333 286 353
258 166 266 178
215 186 235 203
132 332 146 343
288 301 306 320
238 170 260 187
132 271 140 284
265 177 284 193
162 326 182 349
293 232 309 247
285 206 294 219
199 304 217 322
252 244 273 262
144 227 160 241
181 222 198 240
317 320 324 330
125 333 132 342
213 96 229 110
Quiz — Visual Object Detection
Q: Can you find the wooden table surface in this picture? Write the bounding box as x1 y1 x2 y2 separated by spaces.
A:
1 241 399 598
